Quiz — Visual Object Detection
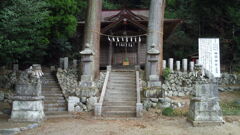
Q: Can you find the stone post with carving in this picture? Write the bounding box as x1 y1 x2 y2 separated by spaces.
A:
10 64 45 122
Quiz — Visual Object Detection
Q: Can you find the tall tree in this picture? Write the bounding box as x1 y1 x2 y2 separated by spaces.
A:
0 0 49 65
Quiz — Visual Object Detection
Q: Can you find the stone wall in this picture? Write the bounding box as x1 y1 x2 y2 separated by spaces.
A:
56 68 106 112
141 71 240 110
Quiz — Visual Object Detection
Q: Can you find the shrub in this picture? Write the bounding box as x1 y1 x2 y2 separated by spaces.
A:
162 107 174 116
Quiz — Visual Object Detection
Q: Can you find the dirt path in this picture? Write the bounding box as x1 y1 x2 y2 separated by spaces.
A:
18 112 240 135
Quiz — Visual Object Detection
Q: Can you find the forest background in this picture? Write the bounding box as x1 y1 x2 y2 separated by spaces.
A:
0 0 239 72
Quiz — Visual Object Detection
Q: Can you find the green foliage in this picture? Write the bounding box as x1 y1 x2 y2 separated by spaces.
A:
45 0 80 61
163 68 171 80
221 100 240 115
162 107 174 116
0 0 50 65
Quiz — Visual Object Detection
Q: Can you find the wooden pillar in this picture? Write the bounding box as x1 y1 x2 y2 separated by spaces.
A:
146 0 166 79
137 42 141 65
82 0 102 79
108 41 113 65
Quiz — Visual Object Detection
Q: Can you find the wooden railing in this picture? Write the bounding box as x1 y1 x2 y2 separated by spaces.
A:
94 66 111 116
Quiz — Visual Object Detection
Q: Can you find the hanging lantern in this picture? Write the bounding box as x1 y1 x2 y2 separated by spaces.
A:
139 37 141 42
130 37 133 42
121 37 124 42
117 37 120 42
112 37 115 42
135 37 137 42
126 37 128 42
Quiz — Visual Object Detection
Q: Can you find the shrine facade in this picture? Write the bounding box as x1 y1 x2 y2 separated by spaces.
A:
78 9 181 68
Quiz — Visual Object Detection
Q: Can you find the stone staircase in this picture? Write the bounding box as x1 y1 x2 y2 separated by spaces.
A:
102 71 137 117
42 71 67 115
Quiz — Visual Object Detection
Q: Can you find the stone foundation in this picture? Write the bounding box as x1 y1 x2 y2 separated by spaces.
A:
10 100 44 122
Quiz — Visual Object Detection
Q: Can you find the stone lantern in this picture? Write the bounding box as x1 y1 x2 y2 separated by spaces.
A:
80 44 95 87
147 45 161 87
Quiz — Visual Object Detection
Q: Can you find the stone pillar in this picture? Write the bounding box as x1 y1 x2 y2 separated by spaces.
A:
188 83 224 126
147 45 161 87
73 59 78 69
64 57 68 70
190 61 194 72
182 59 188 72
176 61 181 71
146 0 166 78
162 60 166 70
59 58 64 69
82 0 102 79
80 45 95 87
13 64 19 72
10 64 45 122
168 58 174 71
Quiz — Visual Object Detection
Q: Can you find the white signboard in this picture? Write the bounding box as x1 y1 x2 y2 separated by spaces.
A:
198 38 221 78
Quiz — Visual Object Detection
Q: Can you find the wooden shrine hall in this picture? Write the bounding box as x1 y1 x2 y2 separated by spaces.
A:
78 9 181 68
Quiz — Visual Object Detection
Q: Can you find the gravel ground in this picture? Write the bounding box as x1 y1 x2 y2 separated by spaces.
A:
17 111 240 135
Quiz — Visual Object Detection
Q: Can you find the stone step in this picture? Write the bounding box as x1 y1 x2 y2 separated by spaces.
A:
109 76 136 80
45 96 65 100
44 99 66 104
44 107 67 112
43 93 64 97
109 83 136 89
42 90 62 94
103 106 136 112
108 87 135 91
105 93 137 98
43 88 61 91
44 103 67 108
102 111 136 117
103 101 136 106
42 85 60 88
105 97 137 102
110 80 136 83
107 91 136 95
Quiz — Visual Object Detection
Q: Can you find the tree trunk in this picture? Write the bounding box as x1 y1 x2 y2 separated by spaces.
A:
82 0 102 79
146 0 166 79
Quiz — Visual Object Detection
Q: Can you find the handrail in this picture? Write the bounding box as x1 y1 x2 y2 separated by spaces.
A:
136 70 140 103
99 70 110 104
95 67 111 117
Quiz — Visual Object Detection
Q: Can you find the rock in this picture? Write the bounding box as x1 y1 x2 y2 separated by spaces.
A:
143 100 151 110
178 92 185 97
0 91 4 101
152 103 157 108
81 97 87 104
87 97 98 111
75 105 83 112
27 123 39 129
218 87 225 92
150 98 158 103
159 102 171 109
